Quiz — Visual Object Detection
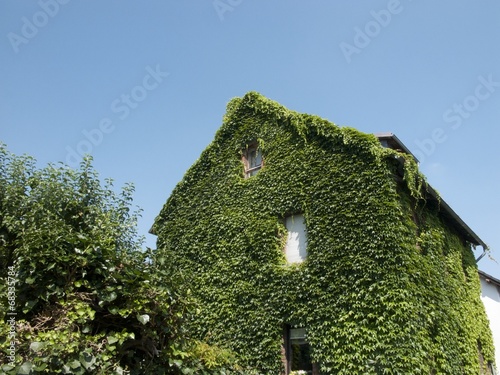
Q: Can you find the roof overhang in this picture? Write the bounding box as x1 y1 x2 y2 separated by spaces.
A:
479 270 500 287
375 132 487 250
374 132 419 163
426 184 488 249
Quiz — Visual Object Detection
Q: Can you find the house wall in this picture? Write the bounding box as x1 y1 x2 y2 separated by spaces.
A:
480 275 500 368
154 92 495 374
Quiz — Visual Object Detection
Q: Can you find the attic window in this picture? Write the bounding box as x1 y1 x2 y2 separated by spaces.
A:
242 143 262 178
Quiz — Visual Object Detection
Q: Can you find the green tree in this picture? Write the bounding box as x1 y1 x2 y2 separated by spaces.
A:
0 145 244 374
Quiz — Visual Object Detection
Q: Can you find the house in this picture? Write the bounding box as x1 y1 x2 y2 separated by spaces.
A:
480 270 500 370
153 92 495 374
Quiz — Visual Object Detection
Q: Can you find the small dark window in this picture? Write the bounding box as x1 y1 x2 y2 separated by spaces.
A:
242 143 262 178
284 326 318 374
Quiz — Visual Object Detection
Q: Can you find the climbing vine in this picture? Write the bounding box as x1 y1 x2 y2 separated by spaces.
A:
0 150 246 374
154 92 494 374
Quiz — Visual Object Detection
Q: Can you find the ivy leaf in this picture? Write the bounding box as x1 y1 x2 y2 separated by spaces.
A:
79 352 96 370
137 314 150 325
2 364 15 373
22 300 37 314
17 362 33 375
106 291 117 302
108 306 119 314
107 335 119 344
68 359 81 369
29 341 46 352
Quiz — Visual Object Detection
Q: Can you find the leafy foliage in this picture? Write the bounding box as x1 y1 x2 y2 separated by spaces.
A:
153 92 495 374
0 147 245 374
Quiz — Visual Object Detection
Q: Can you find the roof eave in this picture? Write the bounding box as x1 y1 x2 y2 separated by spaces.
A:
375 132 487 249
374 132 420 163
426 184 488 249
479 270 500 287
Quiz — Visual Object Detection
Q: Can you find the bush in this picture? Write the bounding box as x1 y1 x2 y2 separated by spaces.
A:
0 145 247 374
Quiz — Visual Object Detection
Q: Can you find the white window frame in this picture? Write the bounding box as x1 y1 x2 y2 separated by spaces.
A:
284 214 307 264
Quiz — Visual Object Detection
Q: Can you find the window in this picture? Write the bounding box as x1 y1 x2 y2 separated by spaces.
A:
242 143 262 178
289 328 312 373
284 326 319 375
284 214 307 263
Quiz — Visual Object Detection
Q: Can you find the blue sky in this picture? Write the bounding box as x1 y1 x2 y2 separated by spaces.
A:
1 0 499 278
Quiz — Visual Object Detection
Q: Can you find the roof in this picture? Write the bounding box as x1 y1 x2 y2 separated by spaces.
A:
479 270 500 287
375 132 488 250
374 132 420 163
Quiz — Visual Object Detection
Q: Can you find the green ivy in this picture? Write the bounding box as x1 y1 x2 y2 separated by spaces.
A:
0 149 246 374
154 92 495 374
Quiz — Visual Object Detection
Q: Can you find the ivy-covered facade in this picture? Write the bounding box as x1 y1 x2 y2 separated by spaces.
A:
153 92 495 374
